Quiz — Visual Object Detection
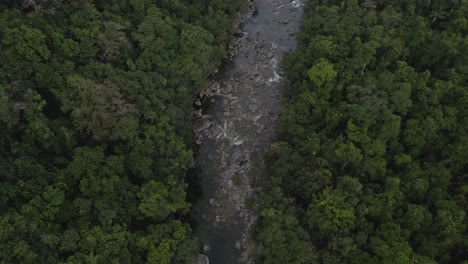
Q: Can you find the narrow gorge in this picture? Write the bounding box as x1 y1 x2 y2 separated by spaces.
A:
189 0 304 263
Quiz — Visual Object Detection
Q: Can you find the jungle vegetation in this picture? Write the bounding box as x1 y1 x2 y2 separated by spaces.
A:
0 0 244 263
255 0 467 263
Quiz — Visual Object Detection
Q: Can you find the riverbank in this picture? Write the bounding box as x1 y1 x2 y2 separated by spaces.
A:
190 0 304 263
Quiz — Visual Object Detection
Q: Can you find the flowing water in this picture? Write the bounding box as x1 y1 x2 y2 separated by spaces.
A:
188 0 304 263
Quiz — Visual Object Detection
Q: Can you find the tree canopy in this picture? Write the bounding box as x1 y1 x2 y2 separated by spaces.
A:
255 0 467 263
0 0 244 262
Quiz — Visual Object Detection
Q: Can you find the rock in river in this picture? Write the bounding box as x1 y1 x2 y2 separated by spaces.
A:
197 254 209 264
232 148 245 165
193 118 212 133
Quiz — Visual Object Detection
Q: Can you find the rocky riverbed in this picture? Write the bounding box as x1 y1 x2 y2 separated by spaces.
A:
190 0 304 263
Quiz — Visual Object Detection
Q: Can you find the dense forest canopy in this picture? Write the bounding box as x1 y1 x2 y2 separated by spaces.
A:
255 0 467 263
0 0 244 263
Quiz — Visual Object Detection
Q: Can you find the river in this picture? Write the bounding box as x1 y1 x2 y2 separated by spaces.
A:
188 0 304 263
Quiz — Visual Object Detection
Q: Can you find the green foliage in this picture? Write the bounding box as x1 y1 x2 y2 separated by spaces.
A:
255 0 467 263
306 187 356 235
256 188 315 264
307 58 337 98
232 175 243 187
0 0 244 262
138 179 188 221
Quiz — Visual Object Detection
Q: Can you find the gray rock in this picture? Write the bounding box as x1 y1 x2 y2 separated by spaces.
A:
232 149 244 165
275 0 291 7
195 100 202 106
193 119 212 133
235 241 242 249
224 112 231 117
203 244 211 253
197 254 209 264
193 110 202 118
249 104 258 112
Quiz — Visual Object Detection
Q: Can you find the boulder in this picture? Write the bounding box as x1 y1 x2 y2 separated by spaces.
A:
197 254 209 264
232 149 244 165
275 0 291 7
193 119 212 133
235 241 242 249
203 244 211 253
249 104 258 112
